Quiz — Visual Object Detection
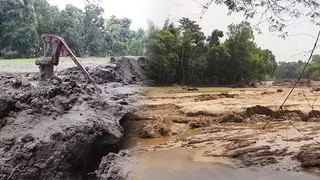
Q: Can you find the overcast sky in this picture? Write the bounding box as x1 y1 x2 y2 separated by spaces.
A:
48 0 320 62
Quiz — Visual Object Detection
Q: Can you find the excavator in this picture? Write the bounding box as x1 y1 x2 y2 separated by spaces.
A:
35 34 101 92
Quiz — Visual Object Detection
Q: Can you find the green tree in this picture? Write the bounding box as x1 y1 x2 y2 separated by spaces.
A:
112 41 128 56
0 0 38 58
145 19 278 85
82 0 108 56
179 17 206 84
274 61 308 80
307 54 320 80
58 4 85 56
19 0 36 21
207 29 224 46
146 27 180 84
225 21 255 83
0 0 144 58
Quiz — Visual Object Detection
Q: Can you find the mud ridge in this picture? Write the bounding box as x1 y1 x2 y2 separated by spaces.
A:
295 145 320 169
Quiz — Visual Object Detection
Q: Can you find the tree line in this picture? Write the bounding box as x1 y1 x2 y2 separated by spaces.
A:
145 18 278 85
3 0 318 86
274 55 320 81
0 0 146 58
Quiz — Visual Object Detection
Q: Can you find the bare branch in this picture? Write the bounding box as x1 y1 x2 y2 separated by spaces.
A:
198 0 320 34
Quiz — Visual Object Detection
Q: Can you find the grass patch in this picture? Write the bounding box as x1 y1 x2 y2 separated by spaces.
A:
0 57 110 67
145 86 255 93
0 57 110 71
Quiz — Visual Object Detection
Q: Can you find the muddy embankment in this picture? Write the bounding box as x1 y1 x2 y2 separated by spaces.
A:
129 90 320 175
0 56 149 180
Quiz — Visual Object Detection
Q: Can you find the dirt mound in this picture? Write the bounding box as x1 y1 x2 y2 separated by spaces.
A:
90 65 116 84
308 110 320 119
194 93 237 102
88 56 150 85
183 106 309 123
274 109 307 121
277 89 284 92
245 106 308 121
96 149 133 180
295 145 320 168
185 111 216 117
139 116 174 138
246 105 274 116
189 118 214 128
112 56 149 84
218 113 244 123
0 63 141 179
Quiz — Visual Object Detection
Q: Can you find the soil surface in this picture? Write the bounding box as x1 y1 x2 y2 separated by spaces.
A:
126 86 320 178
0 56 147 180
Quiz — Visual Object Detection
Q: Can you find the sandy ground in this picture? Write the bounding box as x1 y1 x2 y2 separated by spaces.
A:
126 86 320 179
141 87 320 114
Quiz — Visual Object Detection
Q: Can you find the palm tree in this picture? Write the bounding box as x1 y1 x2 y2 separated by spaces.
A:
19 0 36 21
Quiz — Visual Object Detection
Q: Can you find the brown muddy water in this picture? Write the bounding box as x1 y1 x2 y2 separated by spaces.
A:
124 121 320 180
129 148 320 180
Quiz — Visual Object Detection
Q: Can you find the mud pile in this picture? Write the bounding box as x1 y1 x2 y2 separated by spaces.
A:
219 105 320 123
295 145 320 169
90 56 151 85
0 57 147 180
96 149 134 180
139 116 174 138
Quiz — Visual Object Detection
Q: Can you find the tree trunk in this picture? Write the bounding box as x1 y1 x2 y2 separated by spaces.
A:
181 46 185 85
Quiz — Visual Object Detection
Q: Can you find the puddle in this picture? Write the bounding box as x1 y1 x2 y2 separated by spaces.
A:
123 121 320 180
129 148 320 180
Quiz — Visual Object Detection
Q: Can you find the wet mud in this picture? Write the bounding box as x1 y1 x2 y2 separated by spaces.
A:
129 88 320 177
0 57 147 180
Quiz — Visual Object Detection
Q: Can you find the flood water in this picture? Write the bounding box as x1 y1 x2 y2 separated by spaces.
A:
129 148 320 180
123 121 320 180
